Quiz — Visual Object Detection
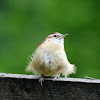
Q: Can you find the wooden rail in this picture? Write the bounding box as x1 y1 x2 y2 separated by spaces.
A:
0 73 100 100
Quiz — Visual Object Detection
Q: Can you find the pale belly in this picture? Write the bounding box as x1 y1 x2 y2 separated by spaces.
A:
33 51 65 75
32 43 67 75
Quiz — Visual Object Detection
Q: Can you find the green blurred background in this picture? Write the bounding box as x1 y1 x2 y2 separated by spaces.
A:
0 0 100 78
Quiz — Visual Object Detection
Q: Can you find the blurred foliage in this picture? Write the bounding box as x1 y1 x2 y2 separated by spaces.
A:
0 0 100 78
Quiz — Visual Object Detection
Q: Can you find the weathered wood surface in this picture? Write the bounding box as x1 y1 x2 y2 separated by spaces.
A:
0 73 100 100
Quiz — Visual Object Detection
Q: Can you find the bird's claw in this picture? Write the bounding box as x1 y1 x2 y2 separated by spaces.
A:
52 74 60 79
39 76 44 86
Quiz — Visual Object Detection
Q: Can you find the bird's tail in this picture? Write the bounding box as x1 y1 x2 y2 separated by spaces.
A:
62 64 76 77
69 64 76 74
25 66 31 72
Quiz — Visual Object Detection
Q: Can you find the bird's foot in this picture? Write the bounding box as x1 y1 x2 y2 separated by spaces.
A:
39 75 44 86
52 74 60 79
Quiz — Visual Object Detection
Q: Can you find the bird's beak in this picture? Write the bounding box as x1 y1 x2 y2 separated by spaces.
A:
62 34 68 38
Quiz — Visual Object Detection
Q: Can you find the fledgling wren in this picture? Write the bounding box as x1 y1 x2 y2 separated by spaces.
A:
26 32 76 85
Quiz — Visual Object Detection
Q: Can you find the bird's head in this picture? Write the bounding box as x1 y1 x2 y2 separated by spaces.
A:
44 32 68 45
37 32 68 47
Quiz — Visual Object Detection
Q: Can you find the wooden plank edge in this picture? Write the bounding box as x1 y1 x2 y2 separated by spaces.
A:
0 73 100 83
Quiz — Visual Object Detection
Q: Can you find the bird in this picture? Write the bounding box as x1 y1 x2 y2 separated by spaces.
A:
26 32 76 85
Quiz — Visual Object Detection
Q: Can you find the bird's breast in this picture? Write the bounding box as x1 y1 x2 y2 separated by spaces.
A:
32 41 68 75
36 42 66 69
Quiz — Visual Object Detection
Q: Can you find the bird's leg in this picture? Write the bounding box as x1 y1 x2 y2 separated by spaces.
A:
52 74 60 79
39 74 44 86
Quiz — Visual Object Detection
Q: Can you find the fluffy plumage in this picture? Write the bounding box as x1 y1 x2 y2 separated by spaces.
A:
26 32 76 78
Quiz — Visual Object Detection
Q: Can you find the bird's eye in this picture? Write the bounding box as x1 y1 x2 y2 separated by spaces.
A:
54 35 57 37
